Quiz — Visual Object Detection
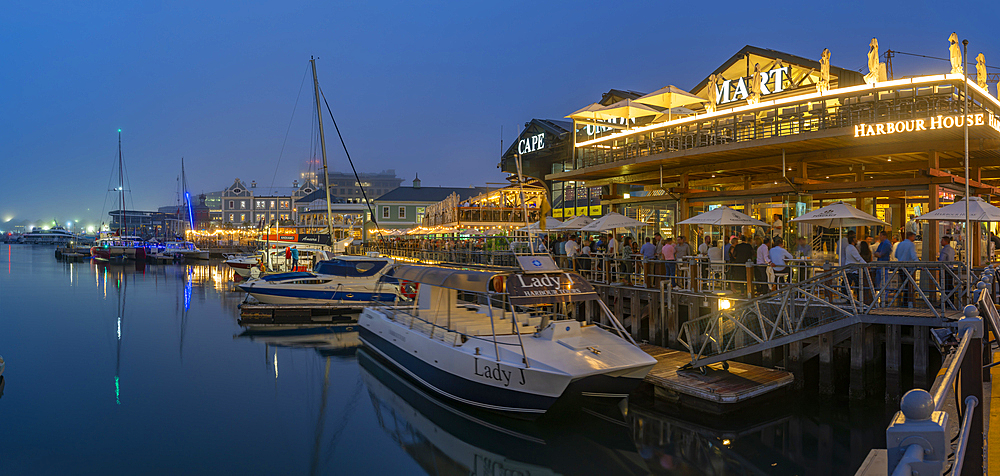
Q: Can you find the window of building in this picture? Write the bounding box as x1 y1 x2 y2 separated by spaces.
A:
270 200 276 209
398 207 406 219
382 206 390 219
256 200 265 209
240 201 247 209
229 200 234 209
279 201 289 209
229 214 234 222
240 214 246 222
416 207 425 223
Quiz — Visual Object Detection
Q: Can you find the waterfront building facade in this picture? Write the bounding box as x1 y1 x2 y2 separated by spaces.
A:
219 178 317 228
552 44 1000 264
373 175 485 230
108 210 179 238
422 178 547 229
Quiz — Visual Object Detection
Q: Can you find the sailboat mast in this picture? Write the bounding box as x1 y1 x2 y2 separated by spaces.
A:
118 129 126 235
310 57 336 242
182 158 194 231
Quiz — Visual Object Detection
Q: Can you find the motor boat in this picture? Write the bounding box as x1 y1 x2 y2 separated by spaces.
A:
238 254 401 305
21 226 77 245
358 256 657 417
90 233 146 261
163 241 209 260
225 244 331 278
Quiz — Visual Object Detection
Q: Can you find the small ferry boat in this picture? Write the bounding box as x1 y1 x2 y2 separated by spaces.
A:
22 226 77 245
358 256 656 417
163 241 209 260
90 233 147 261
238 254 400 305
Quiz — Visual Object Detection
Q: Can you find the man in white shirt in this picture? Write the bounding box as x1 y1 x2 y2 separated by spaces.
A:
606 234 619 281
564 235 579 269
843 235 866 294
698 235 711 255
772 214 783 236
755 237 771 295
768 237 793 284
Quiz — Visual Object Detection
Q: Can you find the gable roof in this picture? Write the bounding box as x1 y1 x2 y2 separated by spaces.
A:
375 186 488 203
689 45 865 95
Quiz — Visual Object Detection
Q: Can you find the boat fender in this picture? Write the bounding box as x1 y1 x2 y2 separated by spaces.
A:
491 275 505 293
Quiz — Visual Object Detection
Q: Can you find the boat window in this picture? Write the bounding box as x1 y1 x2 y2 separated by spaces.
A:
314 259 387 277
355 262 375 273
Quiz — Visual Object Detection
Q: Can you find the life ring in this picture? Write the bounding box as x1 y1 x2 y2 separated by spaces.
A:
400 280 419 300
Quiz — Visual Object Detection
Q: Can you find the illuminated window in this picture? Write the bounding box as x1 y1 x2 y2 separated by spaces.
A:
270 200 276 209
398 207 405 219
228 214 234 222
382 206 390 219
240 214 246 222
240 201 246 209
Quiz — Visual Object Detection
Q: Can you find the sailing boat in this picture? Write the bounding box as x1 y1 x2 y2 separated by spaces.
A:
91 130 147 262
162 159 209 260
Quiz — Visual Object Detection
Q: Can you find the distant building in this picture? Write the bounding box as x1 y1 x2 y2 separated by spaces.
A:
320 169 401 202
372 175 486 230
108 210 179 238
219 178 316 227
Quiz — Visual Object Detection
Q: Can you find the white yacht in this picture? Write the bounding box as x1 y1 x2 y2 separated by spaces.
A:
163 241 209 260
238 254 401 305
21 226 76 245
225 243 332 278
358 256 656 417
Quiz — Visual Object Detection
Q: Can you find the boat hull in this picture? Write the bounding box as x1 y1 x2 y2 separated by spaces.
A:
238 283 397 305
359 326 560 416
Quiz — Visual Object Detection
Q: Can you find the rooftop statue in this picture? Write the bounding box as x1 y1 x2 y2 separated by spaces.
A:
949 32 963 75
976 53 988 93
864 38 880 85
817 48 831 94
706 74 718 113
748 63 762 105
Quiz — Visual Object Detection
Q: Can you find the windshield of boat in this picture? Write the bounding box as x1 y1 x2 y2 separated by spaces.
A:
313 259 388 277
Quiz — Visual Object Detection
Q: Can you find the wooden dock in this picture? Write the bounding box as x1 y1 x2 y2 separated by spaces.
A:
639 344 794 413
238 303 361 326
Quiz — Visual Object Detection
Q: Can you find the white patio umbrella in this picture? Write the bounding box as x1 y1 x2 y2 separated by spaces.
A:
595 99 661 128
518 216 563 232
678 206 768 226
565 102 620 121
580 212 645 232
634 85 708 122
915 196 1000 222
791 201 889 265
553 215 594 230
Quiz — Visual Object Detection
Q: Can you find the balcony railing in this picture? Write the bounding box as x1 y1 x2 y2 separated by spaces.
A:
574 79 996 171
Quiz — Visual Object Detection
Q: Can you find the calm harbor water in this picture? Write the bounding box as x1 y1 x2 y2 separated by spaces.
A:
0 245 895 475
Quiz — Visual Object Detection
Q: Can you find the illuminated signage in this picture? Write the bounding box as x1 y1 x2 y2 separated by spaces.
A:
518 133 545 154
854 113 993 138
716 66 790 105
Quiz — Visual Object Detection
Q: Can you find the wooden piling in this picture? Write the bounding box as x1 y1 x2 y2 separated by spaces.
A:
630 289 641 341
666 283 677 347
818 331 834 395
788 341 804 390
886 324 901 402
850 324 865 400
913 325 929 388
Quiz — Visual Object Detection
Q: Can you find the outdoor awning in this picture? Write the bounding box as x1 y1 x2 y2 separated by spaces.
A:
790 201 889 228
385 265 502 293
916 197 1000 222
596 99 662 121
634 85 707 109
518 217 563 232
565 102 619 121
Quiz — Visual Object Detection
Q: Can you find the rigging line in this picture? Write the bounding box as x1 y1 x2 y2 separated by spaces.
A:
270 64 311 190
318 85 386 248
890 49 1000 69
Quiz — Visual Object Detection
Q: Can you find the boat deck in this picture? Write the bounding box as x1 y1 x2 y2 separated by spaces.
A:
382 305 543 345
639 344 794 413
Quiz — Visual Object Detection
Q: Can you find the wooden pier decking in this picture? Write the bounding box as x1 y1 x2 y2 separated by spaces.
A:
639 343 794 413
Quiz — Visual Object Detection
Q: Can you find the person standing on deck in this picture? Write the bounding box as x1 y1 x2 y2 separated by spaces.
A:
291 246 299 271
564 235 579 270
894 232 919 306
873 231 892 288
285 246 292 272
661 238 677 287
755 237 771 295
769 237 793 284
640 237 656 288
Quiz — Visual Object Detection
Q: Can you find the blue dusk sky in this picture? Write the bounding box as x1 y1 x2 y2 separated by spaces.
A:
1 1 996 225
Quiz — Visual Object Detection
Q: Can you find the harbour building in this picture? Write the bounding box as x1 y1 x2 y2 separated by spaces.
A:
553 45 1000 265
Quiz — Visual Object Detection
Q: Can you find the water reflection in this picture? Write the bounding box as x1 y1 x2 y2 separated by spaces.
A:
358 348 650 476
